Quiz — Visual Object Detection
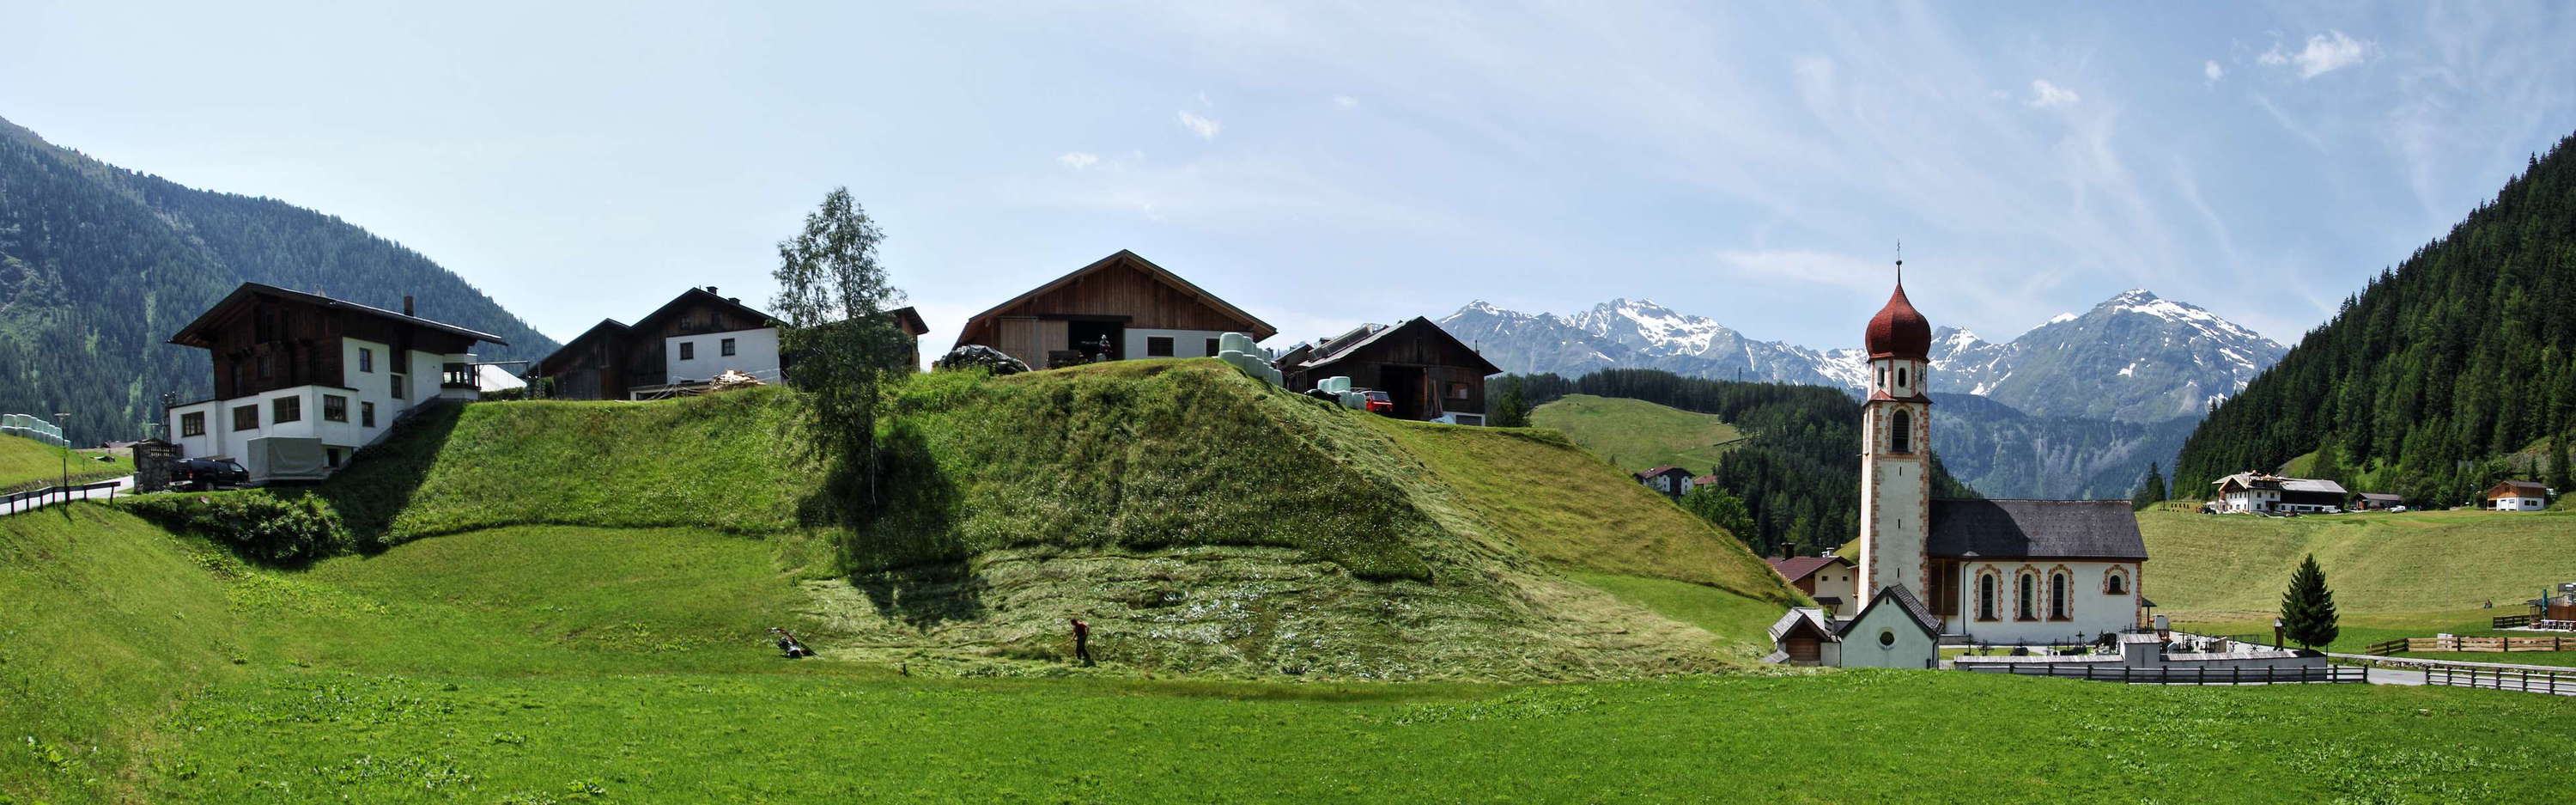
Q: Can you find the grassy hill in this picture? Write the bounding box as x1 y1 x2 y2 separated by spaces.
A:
312 359 1799 680
0 434 131 491
2137 509 2576 619
1530 393 1743 473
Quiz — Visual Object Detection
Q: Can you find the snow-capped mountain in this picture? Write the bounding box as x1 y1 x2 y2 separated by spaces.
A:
1441 290 2285 424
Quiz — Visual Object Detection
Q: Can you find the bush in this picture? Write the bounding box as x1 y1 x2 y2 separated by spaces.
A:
125 491 349 564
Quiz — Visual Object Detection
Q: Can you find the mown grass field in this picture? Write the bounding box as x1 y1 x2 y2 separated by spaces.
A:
2136 509 2576 619
0 434 131 491
11 506 2576 803
1530 393 1744 473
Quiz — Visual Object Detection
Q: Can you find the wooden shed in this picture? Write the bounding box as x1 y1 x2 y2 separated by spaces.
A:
953 250 1276 369
1279 317 1501 424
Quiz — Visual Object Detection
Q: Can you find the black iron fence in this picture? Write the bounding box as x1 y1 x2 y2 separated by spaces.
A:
1959 662 2360 685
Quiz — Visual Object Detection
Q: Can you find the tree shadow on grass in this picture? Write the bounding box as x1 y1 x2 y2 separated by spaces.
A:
301 401 466 554
799 418 986 628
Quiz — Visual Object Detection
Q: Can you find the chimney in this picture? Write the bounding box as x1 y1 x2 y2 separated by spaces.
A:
403 296 415 316
706 285 719 294
1775 544 1792 560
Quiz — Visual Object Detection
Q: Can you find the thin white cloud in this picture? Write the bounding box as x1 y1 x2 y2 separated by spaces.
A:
1176 110 1222 139
2203 59 2224 82
2026 79 2080 108
1056 151 1101 169
1709 248 1894 295
1332 95 1358 108
2258 30 2374 79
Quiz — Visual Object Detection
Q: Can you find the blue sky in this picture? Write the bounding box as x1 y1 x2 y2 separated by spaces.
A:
8 1 2573 352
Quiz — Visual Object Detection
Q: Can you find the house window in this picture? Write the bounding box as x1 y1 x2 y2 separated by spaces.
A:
1976 573 1998 621
2049 572 2070 620
1890 410 1913 454
679 342 696 361
720 338 737 357
323 395 348 422
1146 337 1176 357
2016 572 2037 620
233 405 259 431
180 412 206 437
361 402 377 428
258 353 274 380
273 396 301 424
1449 382 1470 399
359 348 374 373
391 375 406 399
1205 338 1221 356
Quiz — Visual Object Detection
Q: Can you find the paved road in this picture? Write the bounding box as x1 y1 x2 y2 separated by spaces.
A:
0 475 133 515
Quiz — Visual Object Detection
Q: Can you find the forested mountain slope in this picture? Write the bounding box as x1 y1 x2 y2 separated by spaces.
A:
2175 132 2576 503
1513 369 1977 556
0 116 553 440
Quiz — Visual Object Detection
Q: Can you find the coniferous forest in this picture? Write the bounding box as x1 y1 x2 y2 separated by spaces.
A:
1513 368 1978 555
2174 131 2576 505
0 116 555 441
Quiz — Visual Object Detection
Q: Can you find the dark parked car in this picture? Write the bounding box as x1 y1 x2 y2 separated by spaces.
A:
172 458 248 491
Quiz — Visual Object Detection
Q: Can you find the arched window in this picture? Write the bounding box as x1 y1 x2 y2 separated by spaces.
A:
1878 364 1889 391
2017 573 2037 620
1977 573 1998 621
2104 568 2129 595
1891 410 1913 454
1897 366 1909 389
2050 572 2070 620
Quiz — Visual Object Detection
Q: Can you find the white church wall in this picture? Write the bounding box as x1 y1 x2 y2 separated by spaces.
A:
1958 560 2139 645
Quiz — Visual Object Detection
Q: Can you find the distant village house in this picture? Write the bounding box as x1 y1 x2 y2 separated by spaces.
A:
952 250 1275 370
2486 480 2549 511
534 286 928 400
1765 553 1859 615
1632 466 1695 499
165 283 505 485
2209 473 2348 514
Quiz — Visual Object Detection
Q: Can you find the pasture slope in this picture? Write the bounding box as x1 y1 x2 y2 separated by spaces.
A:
1529 393 1745 473
10 361 2576 802
2136 508 2576 619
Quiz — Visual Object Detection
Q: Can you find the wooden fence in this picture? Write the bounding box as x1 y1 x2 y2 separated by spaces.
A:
1964 663 2360 685
2366 636 2576 656
2426 666 2576 696
2493 614 2532 629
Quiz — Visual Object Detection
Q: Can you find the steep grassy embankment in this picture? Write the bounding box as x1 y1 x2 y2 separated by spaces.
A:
2137 509 2576 619
308 360 1799 680
1529 393 1743 473
0 435 132 490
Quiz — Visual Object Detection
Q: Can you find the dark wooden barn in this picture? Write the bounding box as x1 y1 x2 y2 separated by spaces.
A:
1280 317 1501 424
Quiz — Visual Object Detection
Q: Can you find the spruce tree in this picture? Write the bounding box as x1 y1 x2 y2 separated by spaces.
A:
2550 432 2572 495
2130 462 2167 511
2280 554 2342 649
1490 377 1531 428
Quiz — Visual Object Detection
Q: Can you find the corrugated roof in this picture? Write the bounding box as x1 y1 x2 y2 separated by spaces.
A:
1927 498 2149 560
2281 479 2348 495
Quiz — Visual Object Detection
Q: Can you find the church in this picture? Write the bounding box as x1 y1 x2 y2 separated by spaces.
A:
1847 269 2149 648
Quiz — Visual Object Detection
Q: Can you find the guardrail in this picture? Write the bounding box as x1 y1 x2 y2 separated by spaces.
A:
2426 665 2576 696
1963 663 2361 685
0 480 122 515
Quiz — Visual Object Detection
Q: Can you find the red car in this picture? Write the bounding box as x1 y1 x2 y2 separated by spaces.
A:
1360 389 1395 415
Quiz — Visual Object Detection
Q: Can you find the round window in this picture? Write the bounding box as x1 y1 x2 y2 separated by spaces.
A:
1878 629 1896 647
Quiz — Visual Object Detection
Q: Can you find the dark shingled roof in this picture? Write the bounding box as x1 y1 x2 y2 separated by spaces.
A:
1927 498 2148 560
1837 585 1943 638
1765 555 1850 582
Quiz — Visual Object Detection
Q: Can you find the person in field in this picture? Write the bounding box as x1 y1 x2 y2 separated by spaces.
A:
1070 617 1094 666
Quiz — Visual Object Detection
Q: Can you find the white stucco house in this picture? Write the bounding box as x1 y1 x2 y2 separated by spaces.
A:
165 284 505 485
2488 480 2549 511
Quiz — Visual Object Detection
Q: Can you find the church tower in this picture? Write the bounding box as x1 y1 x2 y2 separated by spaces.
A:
1857 263 1934 597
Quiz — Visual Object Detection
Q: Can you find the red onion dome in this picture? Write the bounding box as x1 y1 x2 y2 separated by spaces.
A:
1864 283 1932 358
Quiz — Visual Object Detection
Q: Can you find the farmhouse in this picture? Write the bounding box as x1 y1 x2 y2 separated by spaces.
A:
1277 317 1501 424
538 287 927 400
165 283 506 485
2486 480 2549 511
2353 491 2403 510
953 250 1275 370
1765 553 1858 615
2209 473 2348 514
1633 466 1695 499
1847 272 2150 647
